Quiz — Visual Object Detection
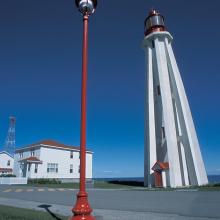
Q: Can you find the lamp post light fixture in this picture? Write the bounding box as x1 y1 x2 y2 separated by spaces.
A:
71 0 97 220
75 0 97 15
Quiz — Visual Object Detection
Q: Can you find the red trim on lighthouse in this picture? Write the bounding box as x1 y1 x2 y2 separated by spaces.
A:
152 161 169 188
152 161 169 171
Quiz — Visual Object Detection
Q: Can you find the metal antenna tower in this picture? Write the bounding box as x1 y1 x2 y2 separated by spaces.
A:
4 116 16 156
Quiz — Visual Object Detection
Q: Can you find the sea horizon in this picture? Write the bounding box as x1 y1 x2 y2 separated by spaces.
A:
94 175 220 184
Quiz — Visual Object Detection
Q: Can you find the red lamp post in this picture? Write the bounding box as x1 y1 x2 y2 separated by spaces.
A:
71 0 97 220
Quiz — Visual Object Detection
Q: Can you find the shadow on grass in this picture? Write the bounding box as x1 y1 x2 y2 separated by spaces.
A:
38 204 62 220
108 180 144 187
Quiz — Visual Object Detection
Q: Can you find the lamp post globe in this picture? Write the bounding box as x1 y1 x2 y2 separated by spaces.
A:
75 0 97 15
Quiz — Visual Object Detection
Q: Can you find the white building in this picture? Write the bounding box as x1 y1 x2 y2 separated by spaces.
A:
13 140 93 182
143 10 208 188
0 151 14 174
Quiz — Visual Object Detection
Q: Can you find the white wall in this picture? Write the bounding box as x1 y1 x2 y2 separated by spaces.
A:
13 152 22 177
86 153 93 179
143 31 208 187
14 146 93 179
13 148 41 177
38 147 80 179
0 152 14 171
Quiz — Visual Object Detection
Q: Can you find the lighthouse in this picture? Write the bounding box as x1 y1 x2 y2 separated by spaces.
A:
143 10 208 188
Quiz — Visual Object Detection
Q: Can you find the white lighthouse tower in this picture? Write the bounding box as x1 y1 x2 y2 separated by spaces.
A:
143 10 208 188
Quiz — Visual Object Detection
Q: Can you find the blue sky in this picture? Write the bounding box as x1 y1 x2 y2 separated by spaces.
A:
0 0 220 177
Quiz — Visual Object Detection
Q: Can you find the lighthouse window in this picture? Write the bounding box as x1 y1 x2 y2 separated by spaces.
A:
157 85 161 96
70 151 73 159
152 41 155 48
162 127 166 139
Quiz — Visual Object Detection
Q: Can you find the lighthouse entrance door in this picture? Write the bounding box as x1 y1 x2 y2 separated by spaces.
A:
154 171 163 187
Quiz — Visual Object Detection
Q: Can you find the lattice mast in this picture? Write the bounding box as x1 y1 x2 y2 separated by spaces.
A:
4 116 16 156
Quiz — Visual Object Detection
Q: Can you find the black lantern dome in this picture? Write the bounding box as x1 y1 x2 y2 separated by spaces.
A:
144 10 165 36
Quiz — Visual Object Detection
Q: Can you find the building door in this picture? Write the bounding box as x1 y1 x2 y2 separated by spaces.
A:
27 164 31 178
154 171 163 187
22 164 27 177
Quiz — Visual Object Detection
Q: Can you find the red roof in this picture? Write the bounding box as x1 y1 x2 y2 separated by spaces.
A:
15 140 93 153
37 140 79 150
152 161 169 171
0 168 13 172
19 156 42 164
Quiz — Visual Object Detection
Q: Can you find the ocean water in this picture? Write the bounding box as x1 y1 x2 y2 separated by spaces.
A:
95 175 220 184
207 175 220 183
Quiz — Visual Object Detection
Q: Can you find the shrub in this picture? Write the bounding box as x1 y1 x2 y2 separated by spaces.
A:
28 178 61 184
200 183 220 188
0 174 16 177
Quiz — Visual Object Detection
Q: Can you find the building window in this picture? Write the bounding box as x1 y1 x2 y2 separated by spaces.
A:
31 150 35 157
7 160 10 166
157 85 161 96
70 164 73 173
47 163 58 173
28 164 31 171
35 164 38 173
19 152 23 158
78 165 80 173
70 151 73 159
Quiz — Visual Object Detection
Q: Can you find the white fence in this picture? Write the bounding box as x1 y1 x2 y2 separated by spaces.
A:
0 177 27 185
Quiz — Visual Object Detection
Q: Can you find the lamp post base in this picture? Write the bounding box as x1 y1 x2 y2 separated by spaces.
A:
71 191 96 220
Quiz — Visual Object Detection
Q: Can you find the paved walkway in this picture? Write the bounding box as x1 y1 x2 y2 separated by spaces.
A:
0 197 216 220
0 186 219 220
1 187 76 193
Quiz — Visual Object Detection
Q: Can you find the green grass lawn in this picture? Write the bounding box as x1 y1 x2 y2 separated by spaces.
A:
27 180 220 191
0 205 68 220
28 181 136 189
28 182 80 189
94 181 135 189
191 183 220 191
